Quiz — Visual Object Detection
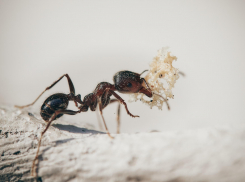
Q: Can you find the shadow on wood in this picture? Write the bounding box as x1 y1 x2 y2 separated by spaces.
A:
52 124 105 135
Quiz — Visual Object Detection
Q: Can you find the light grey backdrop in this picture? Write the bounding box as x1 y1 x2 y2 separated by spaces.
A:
1 0 245 133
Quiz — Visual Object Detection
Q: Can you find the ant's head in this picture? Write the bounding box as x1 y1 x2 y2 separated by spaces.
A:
113 70 152 97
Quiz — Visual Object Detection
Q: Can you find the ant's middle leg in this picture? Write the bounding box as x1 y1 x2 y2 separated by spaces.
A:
32 109 80 176
109 99 121 134
15 74 77 109
97 97 114 139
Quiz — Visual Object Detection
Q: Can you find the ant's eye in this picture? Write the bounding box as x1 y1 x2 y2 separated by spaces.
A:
127 82 132 88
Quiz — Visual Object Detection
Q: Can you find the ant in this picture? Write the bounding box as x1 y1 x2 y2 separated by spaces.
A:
15 70 170 176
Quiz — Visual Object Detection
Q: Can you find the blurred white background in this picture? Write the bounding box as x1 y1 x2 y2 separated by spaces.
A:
0 0 245 133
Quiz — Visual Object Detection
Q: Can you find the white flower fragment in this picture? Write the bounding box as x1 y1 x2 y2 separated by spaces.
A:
129 47 180 110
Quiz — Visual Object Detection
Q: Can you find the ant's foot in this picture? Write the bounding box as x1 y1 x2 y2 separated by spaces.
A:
107 132 114 139
129 113 140 118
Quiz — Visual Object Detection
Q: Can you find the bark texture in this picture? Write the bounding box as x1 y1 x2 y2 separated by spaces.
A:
1 105 245 182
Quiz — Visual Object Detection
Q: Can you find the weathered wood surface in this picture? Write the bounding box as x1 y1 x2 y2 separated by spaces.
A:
1 105 245 182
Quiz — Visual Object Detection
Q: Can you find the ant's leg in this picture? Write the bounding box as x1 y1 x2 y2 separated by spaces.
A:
109 99 121 134
32 109 80 177
109 90 139 118
97 97 114 139
15 74 76 109
95 108 104 131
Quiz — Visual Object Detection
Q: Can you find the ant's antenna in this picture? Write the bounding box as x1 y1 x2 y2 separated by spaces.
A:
152 92 170 110
179 71 185 77
140 70 148 76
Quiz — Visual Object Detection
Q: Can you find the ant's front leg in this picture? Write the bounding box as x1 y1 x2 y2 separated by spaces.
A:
109 90 139 118
15 74 80 109
32 109 80 177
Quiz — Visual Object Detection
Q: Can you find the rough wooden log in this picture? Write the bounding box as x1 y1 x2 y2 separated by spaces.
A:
1 105 245 182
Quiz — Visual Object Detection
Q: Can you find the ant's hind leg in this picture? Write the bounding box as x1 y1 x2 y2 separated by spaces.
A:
32 109 80 177
15 74 76 109
97 97 114 139
109 99 121 134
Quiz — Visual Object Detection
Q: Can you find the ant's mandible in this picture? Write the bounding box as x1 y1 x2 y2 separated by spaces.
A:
15 70 170 176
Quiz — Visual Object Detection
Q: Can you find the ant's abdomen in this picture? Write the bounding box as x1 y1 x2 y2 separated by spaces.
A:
40 93 69 122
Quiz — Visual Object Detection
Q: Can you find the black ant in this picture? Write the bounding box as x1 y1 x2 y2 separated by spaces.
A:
15 70 170 176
